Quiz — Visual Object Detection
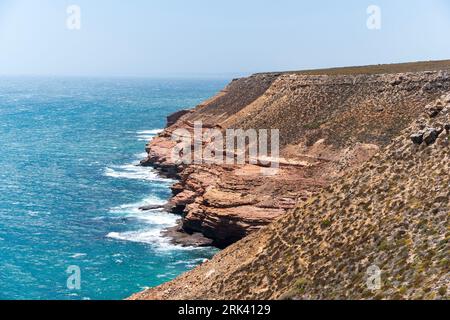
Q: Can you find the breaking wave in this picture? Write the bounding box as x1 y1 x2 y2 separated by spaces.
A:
107 229 175 250
106 194 192 251
136 129 163 141
109 195 177 225
104 162 172 183
105 130 195 251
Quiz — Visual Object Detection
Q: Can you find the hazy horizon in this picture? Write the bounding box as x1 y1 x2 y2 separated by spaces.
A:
1 0 450 77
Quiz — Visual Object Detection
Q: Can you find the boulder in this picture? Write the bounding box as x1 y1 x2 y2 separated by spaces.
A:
410 132 424 145
162 224 214 247
423 128 440 145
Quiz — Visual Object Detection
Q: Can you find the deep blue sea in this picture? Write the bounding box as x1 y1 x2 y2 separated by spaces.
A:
0 77 227 300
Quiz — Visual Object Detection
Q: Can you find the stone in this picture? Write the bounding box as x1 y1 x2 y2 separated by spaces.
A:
139 204 165 211
444 124 450 134
423 128 440 145
426 103 444 118
410 133 424 145
390 77 403 86
162 224 214 247
422 82 434 91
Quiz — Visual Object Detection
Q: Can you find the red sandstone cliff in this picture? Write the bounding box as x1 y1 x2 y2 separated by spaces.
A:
141 61 450 248
132 91 450 300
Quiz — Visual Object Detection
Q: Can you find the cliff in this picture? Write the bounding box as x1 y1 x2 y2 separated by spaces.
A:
141 60 450 248
132 89 449 300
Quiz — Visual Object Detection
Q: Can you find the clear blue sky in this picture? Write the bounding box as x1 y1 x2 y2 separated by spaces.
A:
1 0 450 77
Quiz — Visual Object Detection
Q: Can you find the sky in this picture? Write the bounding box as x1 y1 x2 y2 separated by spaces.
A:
1 0 450 77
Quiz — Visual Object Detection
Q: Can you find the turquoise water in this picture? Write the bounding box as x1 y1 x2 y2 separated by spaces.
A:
0 77 227 300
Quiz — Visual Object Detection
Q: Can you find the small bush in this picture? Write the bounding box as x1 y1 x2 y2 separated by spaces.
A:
294 278 309 294
321 219 332 229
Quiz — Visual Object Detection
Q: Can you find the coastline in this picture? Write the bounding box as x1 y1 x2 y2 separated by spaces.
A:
132 62 450 300
139 67 450 249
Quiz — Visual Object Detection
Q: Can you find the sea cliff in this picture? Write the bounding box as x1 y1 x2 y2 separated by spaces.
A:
141 61 450 248
133 90 450 300
132 60 450 300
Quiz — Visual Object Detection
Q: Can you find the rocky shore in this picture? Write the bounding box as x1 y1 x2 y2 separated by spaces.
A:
132 92 449 300
141 63 450 249
131 61 450 300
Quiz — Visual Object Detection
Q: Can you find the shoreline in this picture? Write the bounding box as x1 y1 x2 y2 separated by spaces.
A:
139 131 219 249
131 63 450 300
139 68 450 249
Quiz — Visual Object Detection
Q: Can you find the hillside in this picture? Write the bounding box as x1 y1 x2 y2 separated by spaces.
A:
132 92 449 300
258 59 450 76
142 61 450 247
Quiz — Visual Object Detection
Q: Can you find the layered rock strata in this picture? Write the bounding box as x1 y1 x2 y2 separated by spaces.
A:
142 64 450 248
132 92 450 300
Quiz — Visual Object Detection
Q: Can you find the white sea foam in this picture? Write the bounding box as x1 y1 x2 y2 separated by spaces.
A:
104 128 201 251
136 129 163 141
130 211 178 225
135 152 149 159
170 258 208 268
107 229 164 244
106 206 198 251
109 195 178 225
136 129 163 135
107 229 186 251
110 195 165 213
104 164 171 182
104 143 171 182
107 194 186 250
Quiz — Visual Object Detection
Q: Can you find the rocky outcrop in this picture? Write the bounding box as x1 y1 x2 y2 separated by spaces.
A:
131 92 450 300
166 109 192 127
141 63 450 248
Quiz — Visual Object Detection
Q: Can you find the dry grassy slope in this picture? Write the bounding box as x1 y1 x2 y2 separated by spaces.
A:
177 61 450 154
222 72 450 149
185 73 278 126
258 59 450 76
170 61 450 154
132 94 449 300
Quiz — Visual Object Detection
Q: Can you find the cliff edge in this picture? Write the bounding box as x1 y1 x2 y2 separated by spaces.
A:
132 89 449 300
141 60 450 248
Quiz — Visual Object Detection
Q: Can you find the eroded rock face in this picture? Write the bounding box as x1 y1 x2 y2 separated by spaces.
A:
140 70 450 248
167 109 192 127
131 92 450 301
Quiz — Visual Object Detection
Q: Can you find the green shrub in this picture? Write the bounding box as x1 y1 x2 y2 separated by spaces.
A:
321 219 332 229
294 278 309 294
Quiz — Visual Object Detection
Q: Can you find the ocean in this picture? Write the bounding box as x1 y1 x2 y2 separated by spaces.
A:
0 77 227 300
